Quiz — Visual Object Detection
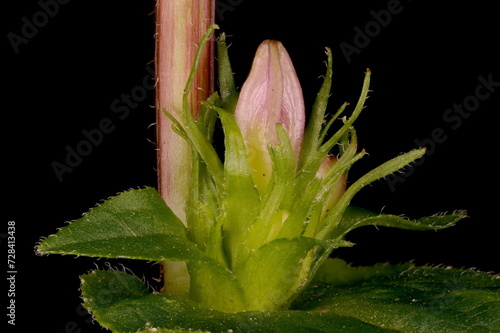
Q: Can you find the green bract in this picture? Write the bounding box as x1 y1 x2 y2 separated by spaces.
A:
37 26 499 332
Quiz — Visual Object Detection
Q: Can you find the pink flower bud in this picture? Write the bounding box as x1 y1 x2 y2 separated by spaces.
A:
235 40 305 193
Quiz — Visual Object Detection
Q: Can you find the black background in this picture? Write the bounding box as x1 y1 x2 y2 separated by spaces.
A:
4 1 499 332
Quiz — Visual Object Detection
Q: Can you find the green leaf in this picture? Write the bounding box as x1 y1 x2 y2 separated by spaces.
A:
82 266 499 332
81 270 394 333
137 327 210 333
36 188 206 262
332 205 467 239
213 106 261 268
295 259 500 332
316 148 426 240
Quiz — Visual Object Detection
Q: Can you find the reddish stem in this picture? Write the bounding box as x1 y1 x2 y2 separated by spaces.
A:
155 0 215 296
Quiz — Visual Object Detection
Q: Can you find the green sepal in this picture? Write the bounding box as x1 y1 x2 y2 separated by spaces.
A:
197 92 220 141
316 148 427 240
278 176 323 239
209 106 261 268
162 107 224 188
186 92 221 251
233 237 322 311
299 47 334 170
242 125 296 258
318 69 371 157
187 260 247 312
36 188 206 262
332 206 467 239
290 69 372 241
311 257 414 286
186 155 219 251
216 32 239 113
295 69 371 201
